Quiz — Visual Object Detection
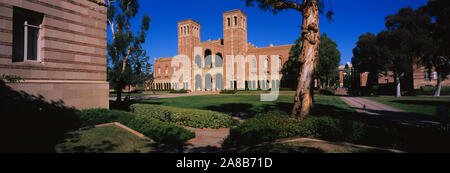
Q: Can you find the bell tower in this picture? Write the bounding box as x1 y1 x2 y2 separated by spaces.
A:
223 9 248 56
178 19 201 59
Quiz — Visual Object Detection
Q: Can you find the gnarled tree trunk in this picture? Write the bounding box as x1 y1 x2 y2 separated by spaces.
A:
291 0 321 119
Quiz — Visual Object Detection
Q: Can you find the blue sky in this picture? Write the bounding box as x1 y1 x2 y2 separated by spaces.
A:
116 0 428 66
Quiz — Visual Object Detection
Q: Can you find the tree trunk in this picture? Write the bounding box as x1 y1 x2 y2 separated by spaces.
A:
434 72 442 97
291 0 321 119
116 89 122 102
395 73 401 97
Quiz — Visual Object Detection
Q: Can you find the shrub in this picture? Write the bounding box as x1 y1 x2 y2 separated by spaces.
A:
220 90 237 94
126 116 195 145
77 109 135 127
169 89 188 94
223 112 399 149
279 88 294 91
318 89 335 96
131 104 235 129
77 109 195 146
223 114 300 147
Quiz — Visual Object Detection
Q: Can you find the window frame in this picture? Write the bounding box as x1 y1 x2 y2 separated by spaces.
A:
23 21 42 62
12 7 43 63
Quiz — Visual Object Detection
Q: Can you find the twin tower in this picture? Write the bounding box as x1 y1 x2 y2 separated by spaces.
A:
153 9 293 91
177 9 248 58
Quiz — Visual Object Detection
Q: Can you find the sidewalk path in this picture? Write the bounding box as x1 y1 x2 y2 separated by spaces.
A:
183 127 230 153
340 96 440 127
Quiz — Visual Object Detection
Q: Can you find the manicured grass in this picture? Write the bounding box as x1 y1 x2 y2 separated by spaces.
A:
55 125 169 153
139 95 354 114
366 96 450 117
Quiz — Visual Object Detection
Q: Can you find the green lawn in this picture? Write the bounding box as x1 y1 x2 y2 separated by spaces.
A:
366 96 450 117
139 95 354 115
55 125 169 153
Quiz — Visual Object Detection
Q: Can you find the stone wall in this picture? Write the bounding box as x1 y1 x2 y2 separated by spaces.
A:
0 0 108 109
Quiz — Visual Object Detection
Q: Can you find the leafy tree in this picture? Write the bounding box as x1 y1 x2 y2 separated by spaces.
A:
381 7 432 97
423 0 450 96
353 7 434 97
245 0 333 119
281 36 303 90
131 50 153 89
352 33 385 94
106 0 151 102
316 33 340 88
284 33 340 89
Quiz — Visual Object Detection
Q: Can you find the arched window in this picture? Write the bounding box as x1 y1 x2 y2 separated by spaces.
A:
264 58 268 69
278 57 282 68
234 16 238 26
204 49 212 68
195 74 202 90
187 26 190 34
195 55 202 68
227 17 230 27
215 53 223 67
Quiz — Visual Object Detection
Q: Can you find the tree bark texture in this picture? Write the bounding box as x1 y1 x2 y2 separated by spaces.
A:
291 0 321 119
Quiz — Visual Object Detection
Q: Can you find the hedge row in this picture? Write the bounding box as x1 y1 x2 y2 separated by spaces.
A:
77 109 195 146
131 104 236 129
222 113 398 149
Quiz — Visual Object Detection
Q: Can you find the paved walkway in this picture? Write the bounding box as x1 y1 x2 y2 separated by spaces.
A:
340 96 440 127
183 127 230 153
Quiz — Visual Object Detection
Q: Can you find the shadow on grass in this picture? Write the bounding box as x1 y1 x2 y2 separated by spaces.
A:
205 103 254 113
0 80 81 153
312 104 450 152
57 139 120 153
225 100 450 152
227 143 325 153
392 100 450 107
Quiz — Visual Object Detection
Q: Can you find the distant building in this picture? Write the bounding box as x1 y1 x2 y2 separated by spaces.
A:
0 0 109 109
341 63 450 89
153 9 293 91
338 62 352 88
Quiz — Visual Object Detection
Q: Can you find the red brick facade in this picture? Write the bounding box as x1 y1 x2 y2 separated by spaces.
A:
153 9 293 91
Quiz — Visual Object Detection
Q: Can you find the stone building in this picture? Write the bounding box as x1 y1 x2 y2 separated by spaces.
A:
153 9 293 91
0 0 109 109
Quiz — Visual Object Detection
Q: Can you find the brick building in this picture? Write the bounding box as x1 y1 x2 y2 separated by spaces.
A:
0 0 109 109
342 64 450 90
153 9 293 91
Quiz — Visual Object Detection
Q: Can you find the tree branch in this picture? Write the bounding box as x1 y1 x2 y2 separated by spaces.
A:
271 1 304 11
122 46 131 72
